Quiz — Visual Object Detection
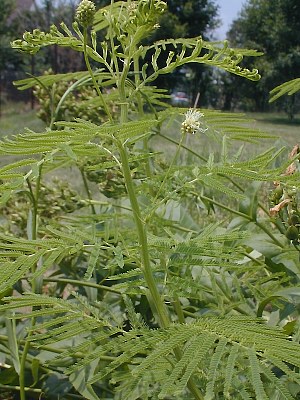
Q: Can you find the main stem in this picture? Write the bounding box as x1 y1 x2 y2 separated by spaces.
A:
19 166 42 400
116 51 169 325
116 43 203 400
117 141 170 328
117 119 202 400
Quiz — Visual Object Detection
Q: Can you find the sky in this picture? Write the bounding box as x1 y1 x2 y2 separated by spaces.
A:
214 0 246 39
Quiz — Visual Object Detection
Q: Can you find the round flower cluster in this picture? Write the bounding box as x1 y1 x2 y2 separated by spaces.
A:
75 0 96 28
181 109 206 135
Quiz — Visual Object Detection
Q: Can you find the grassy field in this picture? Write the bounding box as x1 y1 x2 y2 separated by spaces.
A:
0 103 299 150
0 102 45 137
246 112 300 147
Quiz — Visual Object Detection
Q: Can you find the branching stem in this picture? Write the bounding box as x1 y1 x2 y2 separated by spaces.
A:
43 277 120 294
79 167 96 214
83 28 112 122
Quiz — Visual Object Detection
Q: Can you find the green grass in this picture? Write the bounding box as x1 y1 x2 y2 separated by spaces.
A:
0 102 45 137
0 104 299 161
0 104 298 142
246 112 300 147
0 103 86 191
151 110 300 163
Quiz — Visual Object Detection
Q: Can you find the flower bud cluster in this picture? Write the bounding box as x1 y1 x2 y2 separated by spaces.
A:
11 24 66 54
86 157 143 199
75 0 96 28
2 180 84 235
108 0 166 38
12 29 56 54
33 69 107 126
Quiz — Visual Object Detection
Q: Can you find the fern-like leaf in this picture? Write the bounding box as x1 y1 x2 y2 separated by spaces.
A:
269 78 300 102
224 344 239 398
204 338 228 400
247 347 268 399
159 334 215 398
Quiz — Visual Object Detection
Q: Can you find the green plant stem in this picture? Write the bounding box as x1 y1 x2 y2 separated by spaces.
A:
87 199 132 212
18 319 35 394
79 167 96 214
199 193 252 221
25 178 37 242
255 221 285 248
43 277 121 294
108 16 120 79
154 132 186 203
117 141 203 400
182 309 198 319
115 48 170 326
117 140 170 328
158 131 207 162
144 132 187 223
0 334 117 363
199 194 285 248
118 78 129 124
240 251 265 266
19 166 42 400
117 48 131 124
27 73 54 128
19 318 34 396
0 384 87 400
133 52 154 194
50 74 92 129
115 43 203 400
133 53 144 116
0 384 42 394
83 28 112 122
186 380 204 399
173 297 186 324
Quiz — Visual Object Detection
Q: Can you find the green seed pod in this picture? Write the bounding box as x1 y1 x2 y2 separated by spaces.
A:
286 225 299 240
75 0 96 28
288 213 300 226
273 186 283 200
286 186 297 198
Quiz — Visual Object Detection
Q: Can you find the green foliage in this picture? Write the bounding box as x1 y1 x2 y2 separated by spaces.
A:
1 1 300 399
270 78 300 102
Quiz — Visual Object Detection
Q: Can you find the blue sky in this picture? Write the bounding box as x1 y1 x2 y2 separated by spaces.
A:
214 0 246 39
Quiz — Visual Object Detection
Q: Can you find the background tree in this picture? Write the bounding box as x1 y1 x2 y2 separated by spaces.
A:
223 0 300 117
0 0 24 113
149 0 220 105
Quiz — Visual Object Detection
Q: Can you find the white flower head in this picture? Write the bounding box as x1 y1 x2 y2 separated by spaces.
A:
181 108 206 135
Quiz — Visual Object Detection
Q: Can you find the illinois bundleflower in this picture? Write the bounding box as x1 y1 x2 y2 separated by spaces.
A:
76 0 96 28
181 108 207 135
